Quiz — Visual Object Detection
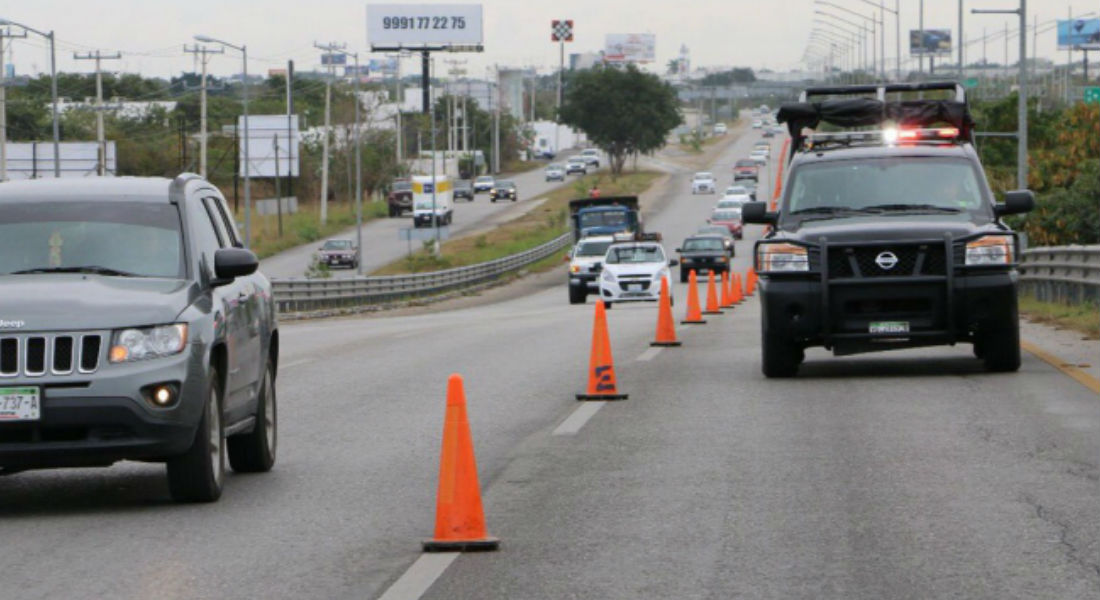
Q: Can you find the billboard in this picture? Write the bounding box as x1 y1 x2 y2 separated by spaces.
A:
367 4 483 48
368 58 399 74
320 53 347 66
604 33 656 63
910 29 952 55
3 142 116 179
238 115 300 178
1058 19 1100 50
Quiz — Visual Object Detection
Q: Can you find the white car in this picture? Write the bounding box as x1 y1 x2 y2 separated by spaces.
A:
716 196 749 212
565 158 588 175
579 148 600 167
598 241 676 308
691 172 717 194
713 123 728 135
545 163 565 182
752 120 763 129
749 150 768 166
568 235 615 304
723 185 755 200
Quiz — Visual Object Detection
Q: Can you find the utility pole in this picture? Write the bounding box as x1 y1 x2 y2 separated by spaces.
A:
919 0 925 76
385 52 405 163
183 44 222 177
0 27 27 181
959 0 965 79
974 0 1028 189
73 50 122 176
492 65 500 174
314 41 345 225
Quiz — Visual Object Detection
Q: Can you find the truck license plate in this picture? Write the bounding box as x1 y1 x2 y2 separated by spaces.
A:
0 387 40 422
869 321 909 334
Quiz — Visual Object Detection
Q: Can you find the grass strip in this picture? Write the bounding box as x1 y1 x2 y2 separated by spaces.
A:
1018 293 1100 339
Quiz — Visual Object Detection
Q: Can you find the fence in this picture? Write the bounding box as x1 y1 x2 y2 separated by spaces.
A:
1018 245 1100 306
271 232 573 314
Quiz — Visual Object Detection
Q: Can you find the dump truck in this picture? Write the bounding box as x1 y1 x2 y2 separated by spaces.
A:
568 196 660 243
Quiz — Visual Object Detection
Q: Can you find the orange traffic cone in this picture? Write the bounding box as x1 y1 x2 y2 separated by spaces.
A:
681 270 707 324
719 270 732 308
423 374 500 552
651 277 681 347
731 272 744 304
703 270 723 315
576 300 629 400
747 267 757 295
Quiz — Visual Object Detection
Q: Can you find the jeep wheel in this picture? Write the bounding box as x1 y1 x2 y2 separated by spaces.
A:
762 333 802 378
568 285 586 305
980 325 1021 372
167 368 225 502
228 356 278 473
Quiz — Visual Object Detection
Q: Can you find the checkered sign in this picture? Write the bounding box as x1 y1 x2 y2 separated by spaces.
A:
551 20 574 42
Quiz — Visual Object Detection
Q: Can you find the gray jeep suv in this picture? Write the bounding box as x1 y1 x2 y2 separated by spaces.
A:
0 174 278 502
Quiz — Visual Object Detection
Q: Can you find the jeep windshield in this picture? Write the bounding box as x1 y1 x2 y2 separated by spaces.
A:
605 245 664 264
0 201 185 278
784 157 989 224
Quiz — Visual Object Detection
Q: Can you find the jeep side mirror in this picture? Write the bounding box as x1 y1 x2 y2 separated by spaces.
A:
742 201 777 225
995 190 1035 217
213 247 258 286
674 248 682 253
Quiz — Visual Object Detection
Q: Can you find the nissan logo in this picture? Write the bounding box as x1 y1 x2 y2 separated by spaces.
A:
875 251 899 270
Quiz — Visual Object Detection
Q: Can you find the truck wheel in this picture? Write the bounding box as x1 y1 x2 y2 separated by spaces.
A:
680 270 688 283
167 367 225 502
228 356 277 473
388 206 397 217
491 198 496 203
603 301 612 310
980 325 1021 372
762 333 802 378
569 285 586 305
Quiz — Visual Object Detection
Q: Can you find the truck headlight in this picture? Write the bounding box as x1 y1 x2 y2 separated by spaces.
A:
757 243 809 272
965 235 1014 265
110 324 188 363
570 264 581 273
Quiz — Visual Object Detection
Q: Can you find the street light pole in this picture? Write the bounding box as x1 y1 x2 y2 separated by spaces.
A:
194 35 252 246
973 1 1028 189
334 48 363 274
0 20 60 176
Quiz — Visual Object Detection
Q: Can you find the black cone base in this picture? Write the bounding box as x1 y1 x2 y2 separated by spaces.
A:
423 536 500 552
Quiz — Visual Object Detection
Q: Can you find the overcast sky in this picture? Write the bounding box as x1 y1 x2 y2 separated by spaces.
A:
2 1 1095 81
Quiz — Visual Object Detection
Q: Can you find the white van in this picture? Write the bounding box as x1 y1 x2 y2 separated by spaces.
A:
412 175 454 228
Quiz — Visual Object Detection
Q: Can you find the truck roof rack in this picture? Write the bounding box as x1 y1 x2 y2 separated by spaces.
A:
778 81 975 157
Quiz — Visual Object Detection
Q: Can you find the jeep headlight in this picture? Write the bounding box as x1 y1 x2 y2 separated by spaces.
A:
757 243 809 272
602 270 616 283
965 235 1014 265
110 324 188 363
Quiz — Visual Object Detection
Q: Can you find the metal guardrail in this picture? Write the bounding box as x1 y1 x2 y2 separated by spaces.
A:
271 232 573 313
1018 245 1100 306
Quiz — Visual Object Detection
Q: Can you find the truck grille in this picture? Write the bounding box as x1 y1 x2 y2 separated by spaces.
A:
0 333 103 378
827 244 946 278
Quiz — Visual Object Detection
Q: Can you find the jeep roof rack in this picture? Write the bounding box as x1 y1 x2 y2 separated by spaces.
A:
778 81 975 157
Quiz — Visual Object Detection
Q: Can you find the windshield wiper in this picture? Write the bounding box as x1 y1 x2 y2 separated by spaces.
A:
9 265 138 277
862 203 962 213
789 206 872 216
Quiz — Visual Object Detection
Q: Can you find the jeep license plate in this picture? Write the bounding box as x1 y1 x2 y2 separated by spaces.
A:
869 321 909 334
0 387 40 422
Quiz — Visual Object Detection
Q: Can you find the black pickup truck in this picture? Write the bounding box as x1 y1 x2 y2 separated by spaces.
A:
743 81 1034 377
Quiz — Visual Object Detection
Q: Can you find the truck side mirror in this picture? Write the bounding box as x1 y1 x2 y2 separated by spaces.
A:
669 259 679 267
741 201 777 225
995 190 1035 217
592 262 602 272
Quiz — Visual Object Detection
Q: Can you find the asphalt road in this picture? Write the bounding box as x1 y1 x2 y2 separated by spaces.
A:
2 127 1097 600
260 151 598 279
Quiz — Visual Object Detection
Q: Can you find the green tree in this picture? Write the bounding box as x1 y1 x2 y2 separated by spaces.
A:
559 65 681 176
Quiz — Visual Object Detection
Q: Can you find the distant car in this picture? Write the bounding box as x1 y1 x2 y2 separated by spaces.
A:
734 159 759 181
533 148 556 160
752 120 763 129
715 197 748 213
724 185 755 201
545 163 566 182
762 129 775 138
709 208 743 239
473 175 495 193
387 178 413 217
567 235 615 304
696 225 736 255
676 235 731 282
318 238 359 269
691 172 717 194
453 179 474 201
750 150 768 166
579 148 600 167
566 158 588 175
490 180 517 202
713 123 728 135
597 241 677 309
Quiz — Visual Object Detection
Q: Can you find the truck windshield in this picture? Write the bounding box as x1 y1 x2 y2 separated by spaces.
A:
785 157 987 220
576 240 612 257
579 211 628 229
0 201 185 278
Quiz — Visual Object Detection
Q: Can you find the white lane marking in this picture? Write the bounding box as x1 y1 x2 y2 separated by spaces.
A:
280 358 314 370
636 347 663 362
552 402 606 436
377 552 460 600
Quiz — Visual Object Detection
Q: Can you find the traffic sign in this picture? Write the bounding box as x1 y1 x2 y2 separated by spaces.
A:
963 77 979 88
551 20 574 42
1085 87 1100 104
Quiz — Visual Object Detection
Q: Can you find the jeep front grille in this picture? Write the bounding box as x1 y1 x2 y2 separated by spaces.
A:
0 333 103 378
